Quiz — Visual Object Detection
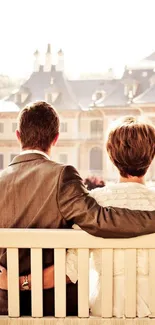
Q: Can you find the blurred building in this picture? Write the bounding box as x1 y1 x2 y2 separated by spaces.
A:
0 44 155 181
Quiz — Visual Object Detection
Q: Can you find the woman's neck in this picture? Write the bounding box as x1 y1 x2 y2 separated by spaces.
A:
119 175 145 185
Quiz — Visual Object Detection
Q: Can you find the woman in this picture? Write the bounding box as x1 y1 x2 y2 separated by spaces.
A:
0 116 155 317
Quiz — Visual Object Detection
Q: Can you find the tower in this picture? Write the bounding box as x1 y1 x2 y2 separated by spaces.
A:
33 49 40 72
44 44 52 72
56 49 64 71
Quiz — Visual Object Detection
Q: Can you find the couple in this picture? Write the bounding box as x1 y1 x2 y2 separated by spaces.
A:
0 101 155 316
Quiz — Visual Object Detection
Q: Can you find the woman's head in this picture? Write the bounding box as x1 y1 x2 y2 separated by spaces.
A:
106 116 155 178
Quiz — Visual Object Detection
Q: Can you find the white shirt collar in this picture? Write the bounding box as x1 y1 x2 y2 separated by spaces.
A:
20 149 50 160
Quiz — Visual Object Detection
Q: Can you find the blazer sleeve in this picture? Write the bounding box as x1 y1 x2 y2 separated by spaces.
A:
57 165 155 238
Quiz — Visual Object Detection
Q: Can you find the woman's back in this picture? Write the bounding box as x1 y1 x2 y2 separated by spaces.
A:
89 182 155 317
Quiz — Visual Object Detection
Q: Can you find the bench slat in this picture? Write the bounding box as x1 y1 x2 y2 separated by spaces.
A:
7 248 20 317
54 248 66 317
78 249 89 317
149 249 155 317
102 249 113 317
31 248 43 317
125 249 136 317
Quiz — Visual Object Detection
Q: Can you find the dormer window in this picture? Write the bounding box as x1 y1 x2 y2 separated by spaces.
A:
92 90 105 103
124 83 138 97
142 71 148 77
128 90 133 100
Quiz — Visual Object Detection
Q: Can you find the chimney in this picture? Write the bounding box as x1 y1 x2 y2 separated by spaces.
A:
44 44 52 72
33 49 40 72
56 49 64 71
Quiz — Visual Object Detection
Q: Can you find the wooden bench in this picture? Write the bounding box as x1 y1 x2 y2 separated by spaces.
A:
1 229 155 324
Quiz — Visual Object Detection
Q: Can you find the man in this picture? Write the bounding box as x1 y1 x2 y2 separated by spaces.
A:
0 101 155 316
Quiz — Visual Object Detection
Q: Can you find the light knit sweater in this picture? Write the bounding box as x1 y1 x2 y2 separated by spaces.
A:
66 182 155 317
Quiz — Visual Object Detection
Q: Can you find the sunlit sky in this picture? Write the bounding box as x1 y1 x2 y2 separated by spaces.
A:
1 0 155 78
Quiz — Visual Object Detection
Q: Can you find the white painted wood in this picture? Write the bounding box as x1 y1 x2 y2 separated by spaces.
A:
125 249 137 317
101 249 113 317
1 229 155 323
31 248 43 317
149 249 155 317
0 317 155 324
7 248 20 317
78 249 89 317
1 229 155 249
54 249 66 317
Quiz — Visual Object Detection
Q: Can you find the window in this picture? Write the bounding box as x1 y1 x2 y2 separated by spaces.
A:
59 153 68 164
12 122 17 132
10 154 18 162
89 147 102 171
91 120 103 135
0 154 4 170
60 122 68 133
0 123 4 133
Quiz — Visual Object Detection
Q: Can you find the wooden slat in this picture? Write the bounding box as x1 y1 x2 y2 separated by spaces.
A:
7 248 20 317
149 249 155 317
54 249 66 317
125 249 136 317
101 249 113 317
78 249 89 317
31 248 43 317
1 229 155 249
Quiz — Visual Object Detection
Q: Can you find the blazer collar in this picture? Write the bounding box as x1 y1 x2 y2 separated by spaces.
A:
9 153 49 166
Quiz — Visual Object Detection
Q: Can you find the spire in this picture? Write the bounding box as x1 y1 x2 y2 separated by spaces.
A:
56 48 64 71
44 43 52 72
58 48 63 56
33 49 40 72
34 49 39 56
46 43 51 54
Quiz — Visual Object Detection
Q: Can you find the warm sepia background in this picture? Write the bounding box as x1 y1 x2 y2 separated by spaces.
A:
0 0 155 182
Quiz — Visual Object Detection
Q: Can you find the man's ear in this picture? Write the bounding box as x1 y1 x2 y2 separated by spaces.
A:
16 130 21 142
53 133 59 146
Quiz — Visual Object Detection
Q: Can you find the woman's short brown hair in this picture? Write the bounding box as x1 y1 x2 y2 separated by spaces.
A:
18 101 60 152
106 116 155 178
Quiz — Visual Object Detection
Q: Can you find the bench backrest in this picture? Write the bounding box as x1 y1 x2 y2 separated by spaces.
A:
1 229 155 319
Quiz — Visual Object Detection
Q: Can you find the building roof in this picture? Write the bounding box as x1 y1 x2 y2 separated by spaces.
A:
96 81 130 107
145 52 155 61
8 65 80 110
6 49 155 110
133 83 155 104
69 79 117 108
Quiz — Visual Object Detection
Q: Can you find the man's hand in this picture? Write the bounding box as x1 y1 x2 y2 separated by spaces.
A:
0 265 7 290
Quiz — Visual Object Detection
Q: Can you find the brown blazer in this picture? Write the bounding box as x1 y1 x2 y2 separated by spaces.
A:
0 153 155 315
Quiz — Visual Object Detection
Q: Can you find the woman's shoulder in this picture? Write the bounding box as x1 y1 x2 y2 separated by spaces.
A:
89 182 155 209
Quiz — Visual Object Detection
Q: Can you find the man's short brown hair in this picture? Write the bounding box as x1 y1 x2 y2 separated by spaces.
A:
18 101 59 152
106 116 155 177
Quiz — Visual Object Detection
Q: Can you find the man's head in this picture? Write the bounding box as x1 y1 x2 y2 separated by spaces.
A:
16 101 59 153
106 116 155 178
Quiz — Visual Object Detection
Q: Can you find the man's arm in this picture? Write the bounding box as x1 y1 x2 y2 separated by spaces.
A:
0 265 71 291
57 165 155 238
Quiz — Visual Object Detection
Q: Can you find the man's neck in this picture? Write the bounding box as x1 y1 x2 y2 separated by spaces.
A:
20 148 51 160
119 175 145 185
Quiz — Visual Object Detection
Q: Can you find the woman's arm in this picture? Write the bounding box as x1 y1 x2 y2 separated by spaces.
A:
0 264 71 290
